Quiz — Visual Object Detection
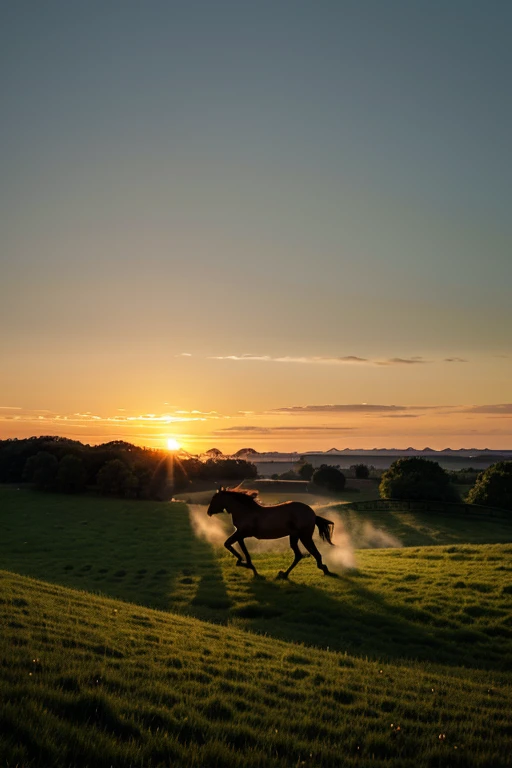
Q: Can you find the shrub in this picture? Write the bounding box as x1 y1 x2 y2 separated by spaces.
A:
466 462 512 511
298 462 314 481
312 465 346 492
350 463 370 479
278 470 299 480
379 457 459 502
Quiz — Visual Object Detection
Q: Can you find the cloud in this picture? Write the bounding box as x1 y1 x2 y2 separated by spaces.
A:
0 408 226 428
375 357 428 366
209 353 468 367
209 354 368 365
0 406 22 410
272 404 410 414
214 425 356 435
176 352 192 357
381 414 420 419
462 404 512 415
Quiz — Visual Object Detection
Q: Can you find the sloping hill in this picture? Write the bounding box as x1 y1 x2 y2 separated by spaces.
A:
2 488 512 766
2 570 511 768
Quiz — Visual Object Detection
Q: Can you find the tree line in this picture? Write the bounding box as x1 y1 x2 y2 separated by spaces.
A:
380 457 512 511
0 437 257 500
271 455 512 511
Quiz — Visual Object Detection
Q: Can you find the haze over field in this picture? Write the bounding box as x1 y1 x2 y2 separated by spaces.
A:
1 1 511 452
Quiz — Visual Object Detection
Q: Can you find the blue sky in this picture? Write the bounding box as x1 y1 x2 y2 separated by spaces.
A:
1 1 511 450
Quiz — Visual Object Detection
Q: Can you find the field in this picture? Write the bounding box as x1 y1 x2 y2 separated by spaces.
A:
1 487 512 766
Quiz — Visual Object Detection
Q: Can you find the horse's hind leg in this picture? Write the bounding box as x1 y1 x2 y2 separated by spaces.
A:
277 535 303 580
238 538 260 577
299 533 331 576
224 532 245 566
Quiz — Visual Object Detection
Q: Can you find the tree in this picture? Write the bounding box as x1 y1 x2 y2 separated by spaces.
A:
201 458 257 482
233 448 259 457
97 459 138 498
379 458 459 502
466 462 512 511
351 463 370 479
312 465 346 492
298 462 314 481
23 451 58 491
56 454 87 493
278 470 299 480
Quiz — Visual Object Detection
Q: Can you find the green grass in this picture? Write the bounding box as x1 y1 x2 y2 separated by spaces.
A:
1 487 512 766
332 504 512 548
2 570 511 767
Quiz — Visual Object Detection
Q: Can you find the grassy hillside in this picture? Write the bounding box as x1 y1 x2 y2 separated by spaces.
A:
1 570 511 768
1 488 512 766
1 488 512 665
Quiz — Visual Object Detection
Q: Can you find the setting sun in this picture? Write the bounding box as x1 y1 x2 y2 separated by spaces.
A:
166 438 181 451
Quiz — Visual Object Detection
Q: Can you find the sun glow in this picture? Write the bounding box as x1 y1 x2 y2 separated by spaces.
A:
166 437 181 451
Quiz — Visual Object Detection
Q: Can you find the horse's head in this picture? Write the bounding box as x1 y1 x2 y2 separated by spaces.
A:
207 488 227 516
207 487 258 515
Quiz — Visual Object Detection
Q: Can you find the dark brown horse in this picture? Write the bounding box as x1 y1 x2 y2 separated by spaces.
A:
206 488 335 578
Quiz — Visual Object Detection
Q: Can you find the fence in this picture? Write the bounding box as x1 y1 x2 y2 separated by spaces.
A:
347 498 510 519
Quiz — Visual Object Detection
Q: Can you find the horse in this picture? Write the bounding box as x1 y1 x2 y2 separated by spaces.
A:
206 487 335 579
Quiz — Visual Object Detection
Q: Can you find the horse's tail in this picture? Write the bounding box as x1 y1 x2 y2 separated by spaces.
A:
315 515 334 545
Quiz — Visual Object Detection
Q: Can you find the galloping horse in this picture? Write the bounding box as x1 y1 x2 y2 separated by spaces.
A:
207 487 335 578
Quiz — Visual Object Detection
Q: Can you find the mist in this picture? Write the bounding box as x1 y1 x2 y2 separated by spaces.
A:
188 504 231 547
187 503 402 574
316 509 402 574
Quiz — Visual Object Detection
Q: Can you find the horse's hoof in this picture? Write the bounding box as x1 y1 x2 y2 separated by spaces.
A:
253 572 265 580
236 560 247 568
324 569 338 578
276 571 288 580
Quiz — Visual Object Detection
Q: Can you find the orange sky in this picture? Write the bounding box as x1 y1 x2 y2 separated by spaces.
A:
1 354 511 453
2 4 511 453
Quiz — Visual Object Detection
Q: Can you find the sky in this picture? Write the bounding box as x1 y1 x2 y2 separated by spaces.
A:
1 1 511 453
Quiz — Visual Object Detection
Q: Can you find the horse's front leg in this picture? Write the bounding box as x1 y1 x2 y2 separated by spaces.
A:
238 537 260 578
224 532 246 567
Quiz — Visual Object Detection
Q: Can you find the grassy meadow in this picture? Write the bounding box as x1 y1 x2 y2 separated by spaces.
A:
1 486 512 766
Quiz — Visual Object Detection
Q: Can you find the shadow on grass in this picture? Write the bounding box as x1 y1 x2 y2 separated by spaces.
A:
3 489 511 671
337 506 512 548
234 569 511 672
0 489 230 614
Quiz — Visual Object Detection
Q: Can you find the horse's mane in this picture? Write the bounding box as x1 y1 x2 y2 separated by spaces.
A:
222 488 259 507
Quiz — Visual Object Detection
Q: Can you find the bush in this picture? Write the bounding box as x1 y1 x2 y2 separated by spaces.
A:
298 462 314 481
379 458 459 502
466 462 512 510
312 465 346 492
350 463 370 479
278 470 299 480
56 454 87 493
